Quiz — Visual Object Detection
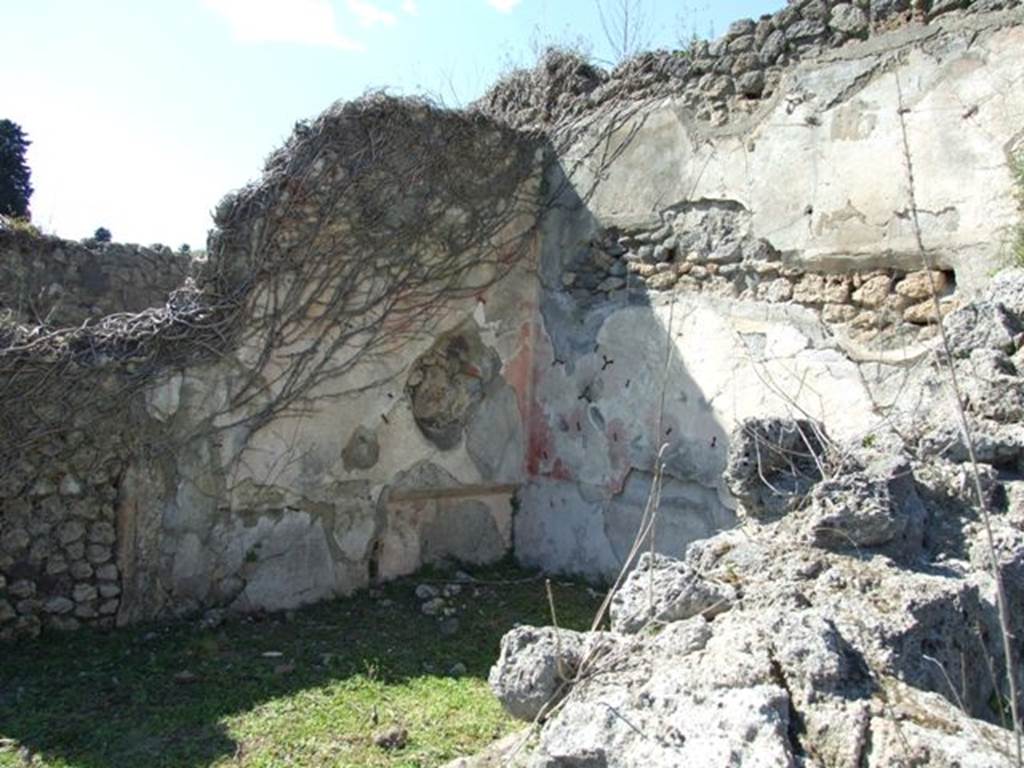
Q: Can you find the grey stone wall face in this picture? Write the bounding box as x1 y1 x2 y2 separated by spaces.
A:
0 426 126 640
0 225 192 327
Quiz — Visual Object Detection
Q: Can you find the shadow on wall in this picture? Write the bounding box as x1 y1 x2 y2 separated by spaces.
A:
514 148 736 582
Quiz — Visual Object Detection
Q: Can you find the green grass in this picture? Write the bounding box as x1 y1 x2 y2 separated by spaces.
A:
0 561 602 768
0 216 41 238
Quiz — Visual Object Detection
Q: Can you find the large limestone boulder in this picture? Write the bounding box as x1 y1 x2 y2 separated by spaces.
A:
488 625 592 721
723 417 826 521
802 455 926 553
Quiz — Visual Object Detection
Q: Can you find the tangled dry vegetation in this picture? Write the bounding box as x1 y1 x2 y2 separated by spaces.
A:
0 95 548 477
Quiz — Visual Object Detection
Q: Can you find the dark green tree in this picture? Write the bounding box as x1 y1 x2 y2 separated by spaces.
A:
0 119 33 219
93 227 112 243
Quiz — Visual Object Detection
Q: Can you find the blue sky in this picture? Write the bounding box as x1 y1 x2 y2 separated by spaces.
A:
2 0 782 248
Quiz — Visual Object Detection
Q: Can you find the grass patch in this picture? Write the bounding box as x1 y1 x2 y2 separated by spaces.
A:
0 561 602 768
0 216 42 238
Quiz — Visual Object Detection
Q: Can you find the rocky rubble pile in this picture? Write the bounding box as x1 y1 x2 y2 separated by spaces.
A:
481 271 1024 766
475 0 1022 131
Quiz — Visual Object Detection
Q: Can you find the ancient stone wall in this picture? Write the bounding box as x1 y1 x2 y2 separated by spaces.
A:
0 222 193 327
0 96 545 639
477 0 1022 130
2 2 1023 640
0 412 128 639
515 6 1024 579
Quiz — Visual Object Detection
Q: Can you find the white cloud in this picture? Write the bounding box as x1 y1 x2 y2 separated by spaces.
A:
401 0 419 15
487 0 521 12
203 0 365 51
347 0 397 27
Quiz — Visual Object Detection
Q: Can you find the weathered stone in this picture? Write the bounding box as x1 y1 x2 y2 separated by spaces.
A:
44 596 74 615
896 269 948 300
802 455 925 551
1 527 30 552
406 322 500 450
943 300 1020 357
870 0 911 18
882 292 912 315
57 520 86 546
15 599 40 615
0 599 15 623
929 0 969 18
800 0 831 21
903 298 941 324
98 599 119 615
30 479 57 497
59 474 83 497
86 543 112 564
64 541 85 560
95 562 119 581
759 28 787 63
786 19 828 41
421 597 445 616
488 625 590 721
73 583 98 603
728 34 756 55
985 267 1024 317
724 417 826 519
792 273 825 303
821 302 858 323
646 272 677 291
88 521 116 545
726 17 756 38
98 582 121 599
851 309 879 329
596 276 626 292
28 537 52 564
8 580 35 599
341 426 380 471
760 277 793 302
960 348 1024 422
610 553 735 633
65 501 96 528
852 274 891 307
415 583 439 600
830 3 869 34
822 275 851 304
222 511 339 613
736 70 765 97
